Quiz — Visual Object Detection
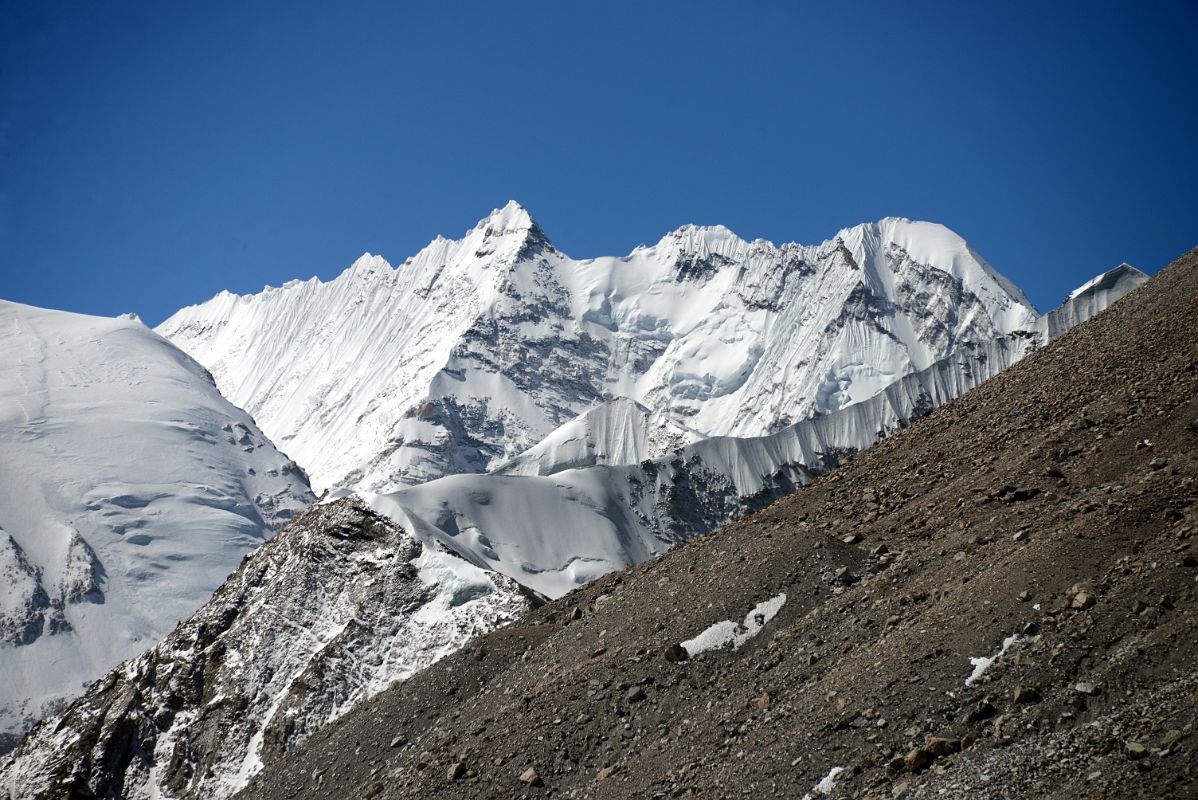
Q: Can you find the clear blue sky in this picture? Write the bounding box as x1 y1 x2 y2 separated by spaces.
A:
2 1 1196 325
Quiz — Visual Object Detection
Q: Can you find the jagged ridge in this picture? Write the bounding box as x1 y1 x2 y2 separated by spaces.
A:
157 204 1042 495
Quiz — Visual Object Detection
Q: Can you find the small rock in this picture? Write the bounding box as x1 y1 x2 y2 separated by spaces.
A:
1012 530 1028 542
1161 729 1184 749
519 767 542 786
754 693 770 710
389 736 405 748
570 606 583 620
1071 591 1096 610
925 737 961 757
1022 621 1040 636
1073 681 1100 696
663 643 689 663
1125 741 1149 760
589 646 607 658
967 700 997 723
596 765 617 781
1149 457 1168 470
1017 590 1032 601
886 615 901 627
903 748 933 773
953 551 967 562
993 714 1011 739
842 533 861 544
1013 686 1041 704
447 761 466 780
624 685 646 703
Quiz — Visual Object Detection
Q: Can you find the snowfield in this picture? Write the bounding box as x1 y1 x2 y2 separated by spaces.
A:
0 301 313 747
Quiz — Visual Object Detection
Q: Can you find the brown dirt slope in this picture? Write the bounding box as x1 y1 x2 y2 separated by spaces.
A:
244 247 1198 800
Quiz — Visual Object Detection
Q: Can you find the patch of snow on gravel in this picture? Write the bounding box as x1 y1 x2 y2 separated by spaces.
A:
682 593 786 656
801 765 845 798
966 633 1023 686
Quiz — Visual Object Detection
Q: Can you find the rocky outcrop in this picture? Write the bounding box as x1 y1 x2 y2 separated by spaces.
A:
0 500 529 799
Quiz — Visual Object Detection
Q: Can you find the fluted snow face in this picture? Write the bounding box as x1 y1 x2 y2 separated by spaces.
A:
0 301 314 746
158 204 1038 494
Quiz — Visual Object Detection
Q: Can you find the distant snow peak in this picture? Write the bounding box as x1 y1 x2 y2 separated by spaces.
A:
158 204 1045 495
481 199 536 234
359 263 1145 601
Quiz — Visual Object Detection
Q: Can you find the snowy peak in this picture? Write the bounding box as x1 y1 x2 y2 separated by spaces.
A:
345 252 392 281
837 217 1037 326
157 205 1046 494
477 199 538 236
470 200 554 260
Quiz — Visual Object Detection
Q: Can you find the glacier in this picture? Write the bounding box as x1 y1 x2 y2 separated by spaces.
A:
362 263 1146 598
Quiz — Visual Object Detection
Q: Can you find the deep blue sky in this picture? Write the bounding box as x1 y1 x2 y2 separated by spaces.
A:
2 1 1196 325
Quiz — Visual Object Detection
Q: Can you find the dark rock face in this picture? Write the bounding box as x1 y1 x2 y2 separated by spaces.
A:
0 529 105 649
238 249 1195 800
0 500 528 799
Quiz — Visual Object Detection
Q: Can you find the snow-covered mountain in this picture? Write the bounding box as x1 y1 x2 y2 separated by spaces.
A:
0 499 527 800
0 301 314 749
157 203 1039 494
0 219 1146 799
360 264 1147 598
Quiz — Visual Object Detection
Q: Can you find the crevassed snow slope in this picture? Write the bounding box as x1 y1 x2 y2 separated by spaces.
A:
0 300 313 746
363 265 1146 598
157 202 1038 494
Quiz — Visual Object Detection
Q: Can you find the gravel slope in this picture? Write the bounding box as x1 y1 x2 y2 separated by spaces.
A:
244 247 1197 800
